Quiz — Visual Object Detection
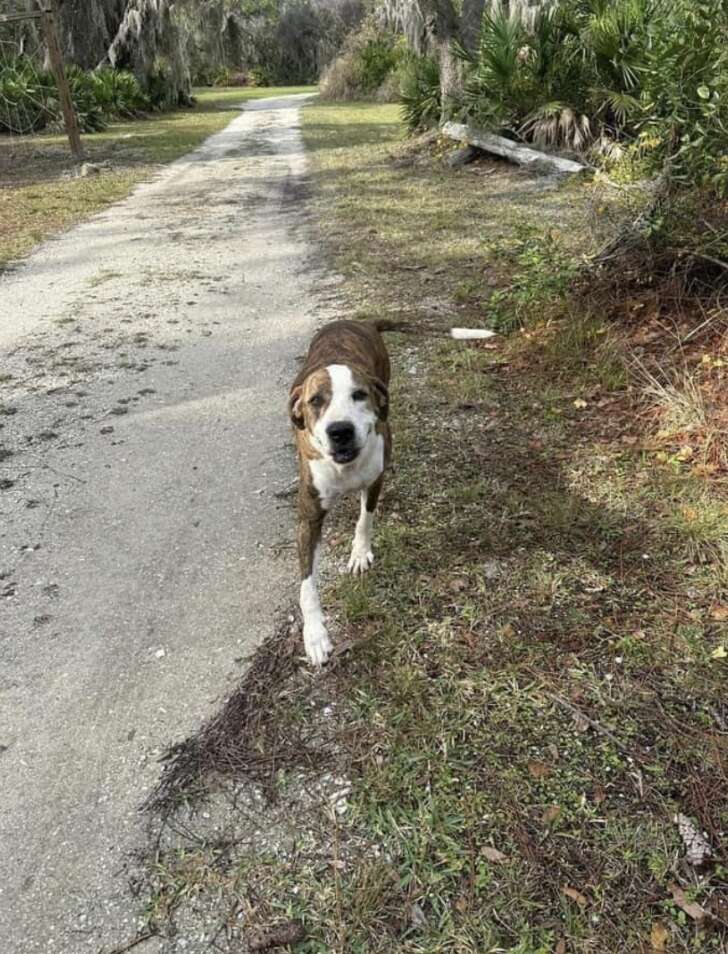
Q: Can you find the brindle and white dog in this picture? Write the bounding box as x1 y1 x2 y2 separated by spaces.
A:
289 320 391 665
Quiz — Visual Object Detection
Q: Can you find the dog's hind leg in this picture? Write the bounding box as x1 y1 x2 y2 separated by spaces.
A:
348 475 383 576
298 503 332 666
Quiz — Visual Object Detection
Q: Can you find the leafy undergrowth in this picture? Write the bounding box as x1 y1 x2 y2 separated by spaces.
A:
137 102 727 953
0 85 312 267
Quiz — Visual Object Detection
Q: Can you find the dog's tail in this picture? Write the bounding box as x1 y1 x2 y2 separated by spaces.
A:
374 319 497 341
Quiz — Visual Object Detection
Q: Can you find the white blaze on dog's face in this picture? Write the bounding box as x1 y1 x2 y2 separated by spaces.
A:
313 365 377 464
290 364 385 465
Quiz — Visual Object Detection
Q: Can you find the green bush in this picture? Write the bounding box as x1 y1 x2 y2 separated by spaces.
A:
0 56 56 133
319 20 402 100
458 0 652 145
0 58 148 134
399 55 441 132
638 0 728 195
455 0 728 194
356 36 399 93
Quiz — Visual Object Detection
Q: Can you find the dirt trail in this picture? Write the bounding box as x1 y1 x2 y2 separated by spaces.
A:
0 94 335 953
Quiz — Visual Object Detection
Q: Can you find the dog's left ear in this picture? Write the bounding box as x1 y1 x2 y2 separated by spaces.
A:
370 377 389 422
289 385 305 430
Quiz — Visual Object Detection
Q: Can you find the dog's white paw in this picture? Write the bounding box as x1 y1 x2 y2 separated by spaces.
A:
304 619 333 667
347 546 374 576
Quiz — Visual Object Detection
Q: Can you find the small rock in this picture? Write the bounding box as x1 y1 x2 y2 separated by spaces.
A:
79 162 101 177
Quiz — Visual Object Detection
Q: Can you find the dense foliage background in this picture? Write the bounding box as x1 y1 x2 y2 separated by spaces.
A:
2 0 726 199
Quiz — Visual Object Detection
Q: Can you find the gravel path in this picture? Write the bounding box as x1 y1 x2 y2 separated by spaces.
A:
0 94 335 953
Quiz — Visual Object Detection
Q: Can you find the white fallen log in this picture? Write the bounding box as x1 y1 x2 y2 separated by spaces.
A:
442 121 587 176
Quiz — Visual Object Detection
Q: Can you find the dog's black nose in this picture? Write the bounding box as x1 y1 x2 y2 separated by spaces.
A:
327 421 355 445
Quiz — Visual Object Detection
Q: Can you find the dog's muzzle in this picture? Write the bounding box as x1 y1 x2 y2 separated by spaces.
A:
327 421 359 464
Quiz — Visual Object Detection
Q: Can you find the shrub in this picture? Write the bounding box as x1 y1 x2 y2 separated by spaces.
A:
455 0 728 195
457 0 652 146
0 59 149 134
319 20 402 100
0 56 56 133
399 55 441 131
318 52 360 99
638 0 728 196
374 70 401 103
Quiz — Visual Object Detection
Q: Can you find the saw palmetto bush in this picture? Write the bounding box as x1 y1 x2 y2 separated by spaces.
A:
399 54 441 131
0 56 56 133
0 58 149 134
455 0 728 195
457 0 653 150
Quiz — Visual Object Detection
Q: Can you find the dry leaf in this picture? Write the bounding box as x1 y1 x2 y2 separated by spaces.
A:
710 604 728 622
592 784 607 804
562 885 588 907
481 846 507 863
542 804 561 823
528 760 551 779
573 398 588 409
712 645 727 659
650 919 669 951
675 445 694 462
555 941 567 954
668 882 706 922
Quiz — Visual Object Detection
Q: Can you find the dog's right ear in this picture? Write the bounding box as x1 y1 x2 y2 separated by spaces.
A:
289 385 305 430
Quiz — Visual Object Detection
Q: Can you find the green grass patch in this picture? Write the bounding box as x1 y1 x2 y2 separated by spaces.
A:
138 100 728 954
298 101 727 953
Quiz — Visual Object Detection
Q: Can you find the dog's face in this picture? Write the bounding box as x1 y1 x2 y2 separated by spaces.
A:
290 363 388 464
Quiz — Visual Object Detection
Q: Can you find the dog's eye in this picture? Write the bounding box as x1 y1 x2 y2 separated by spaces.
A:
351 389 367 402
309 394 324 408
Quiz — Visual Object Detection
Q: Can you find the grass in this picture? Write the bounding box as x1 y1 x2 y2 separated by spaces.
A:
0 84 313 266
134 101 728 953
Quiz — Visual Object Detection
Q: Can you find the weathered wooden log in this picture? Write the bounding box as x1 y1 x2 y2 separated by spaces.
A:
442 122 587 176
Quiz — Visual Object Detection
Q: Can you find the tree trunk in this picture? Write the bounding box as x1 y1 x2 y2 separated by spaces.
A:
437 37 460 121
460 0 485 54
426 0 461 121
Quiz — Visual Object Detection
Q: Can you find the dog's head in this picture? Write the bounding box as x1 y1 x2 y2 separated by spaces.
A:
289 363 388 465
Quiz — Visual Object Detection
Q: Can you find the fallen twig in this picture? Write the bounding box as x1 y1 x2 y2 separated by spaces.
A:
668 882 708 922
104 928 157 954
547 692 640 762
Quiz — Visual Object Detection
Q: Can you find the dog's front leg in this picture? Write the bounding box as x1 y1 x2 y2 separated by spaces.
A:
298 496 332 666
348 475 383 576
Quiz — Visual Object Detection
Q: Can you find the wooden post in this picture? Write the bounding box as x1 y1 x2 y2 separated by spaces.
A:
39 0 84 161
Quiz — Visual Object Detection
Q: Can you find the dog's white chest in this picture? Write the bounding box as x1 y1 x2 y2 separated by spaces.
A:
309 432 384 510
